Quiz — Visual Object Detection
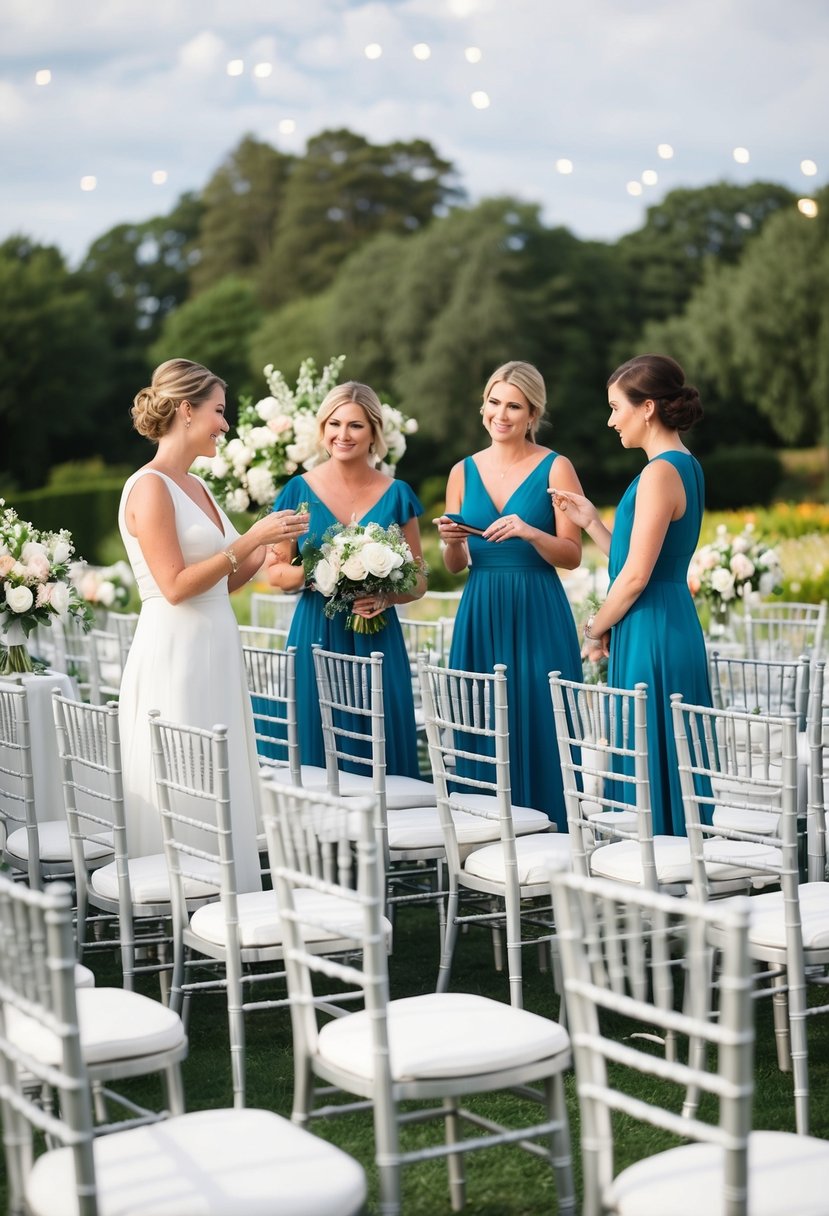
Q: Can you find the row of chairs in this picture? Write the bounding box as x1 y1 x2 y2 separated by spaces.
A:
4 778 829 1215
705 597 826 662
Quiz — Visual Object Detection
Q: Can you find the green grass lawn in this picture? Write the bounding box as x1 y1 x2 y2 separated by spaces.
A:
7 901 826 1214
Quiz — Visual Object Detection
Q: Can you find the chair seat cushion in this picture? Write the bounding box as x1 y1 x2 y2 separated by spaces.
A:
91 852 220 904
462 832 571 886
385 804 525 851
717 882 829 951
74 964 95 989
263 765 437 809
317 991 570 1083
588 836 781 887
6 821 113 863
448 793 552 836
7 987 185 1066
25 1107 367 1216
606 1129 829 1216
190 889 391 950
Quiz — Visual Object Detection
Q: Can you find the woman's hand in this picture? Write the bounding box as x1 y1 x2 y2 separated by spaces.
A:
550 489 599 532
351 592 390 619
581 632 610 661
433 516 469 546
483 513 529 543
252 508 309 549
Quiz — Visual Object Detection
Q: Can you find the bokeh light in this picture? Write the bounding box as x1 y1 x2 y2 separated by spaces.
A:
800 159 818 176
151 170 168 186
226 59 244 77
464 47 482 63
278 118 296 135
657 143 674 159
555 158 573 174
626 181 643 196
642 169 658 186
34 69 52 86
364 43 382 60
253 62 272 79
733 146 750 164
80 176 97 192
470 90 490 109
797 198 818 218
413 43 431 60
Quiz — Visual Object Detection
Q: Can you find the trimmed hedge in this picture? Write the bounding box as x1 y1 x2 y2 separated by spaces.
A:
7 482 124 563
700 446 783 510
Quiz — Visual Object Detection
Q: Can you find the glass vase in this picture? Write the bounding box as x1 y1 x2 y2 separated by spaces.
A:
708 599 732 640
0 619 34 677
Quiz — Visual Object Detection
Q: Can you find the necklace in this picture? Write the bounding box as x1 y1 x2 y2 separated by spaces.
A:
490 446 531 479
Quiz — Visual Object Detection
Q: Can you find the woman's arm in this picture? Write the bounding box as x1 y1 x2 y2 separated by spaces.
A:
550 488 612 557
264 539 307 592
586 460 686 643
434 462 470 574
125 475 304 604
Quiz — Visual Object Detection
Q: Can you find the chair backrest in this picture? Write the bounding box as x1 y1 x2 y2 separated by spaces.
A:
744 599 826 661
249 591 300 632
418 589 463 619
148 713 231 938
261 783 385 1077
806 660 826 883
708 651 810 732
548 673 662 887
238 623 290 650
52 691 128 909
395 614 446 668
105 611 139 667
87 627 124 704
0 685 40 888
242 644 301 783
416 657 517 871
0 875 98 1215
51 614 93 699
549 869 754 1216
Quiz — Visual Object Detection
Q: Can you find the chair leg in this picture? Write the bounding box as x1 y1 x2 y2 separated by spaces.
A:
291 1056 314 1126
548 1073 576 1216
443 1095 465 1212
226 968 247 1109
771 969 791 1071
436 889 460 993
164 1062 186 1116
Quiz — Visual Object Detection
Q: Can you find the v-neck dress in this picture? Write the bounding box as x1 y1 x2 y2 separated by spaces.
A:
448 453 582 828
273 474 424 777
607 451 712 836
117 470 262 893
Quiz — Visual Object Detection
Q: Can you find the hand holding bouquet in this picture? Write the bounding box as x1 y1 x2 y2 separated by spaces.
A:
298 520 425 635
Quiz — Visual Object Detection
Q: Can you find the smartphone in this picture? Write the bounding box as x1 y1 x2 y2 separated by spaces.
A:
442 513 487 537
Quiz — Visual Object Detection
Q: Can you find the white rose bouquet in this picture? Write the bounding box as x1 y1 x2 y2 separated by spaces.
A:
298 520 426 635
688 523 783 620
193 355 418 513
0 498 93 675
70 559 134 612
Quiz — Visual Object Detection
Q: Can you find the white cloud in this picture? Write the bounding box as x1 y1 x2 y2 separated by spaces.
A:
0 0 826 264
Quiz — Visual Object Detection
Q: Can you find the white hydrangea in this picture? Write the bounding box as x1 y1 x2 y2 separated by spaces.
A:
245 465 276 507
225 487 251 513
254 396 280 422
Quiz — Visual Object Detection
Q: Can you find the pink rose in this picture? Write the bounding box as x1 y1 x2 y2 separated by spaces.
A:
267 415 293 435
25 553 51 581
0 554 14 578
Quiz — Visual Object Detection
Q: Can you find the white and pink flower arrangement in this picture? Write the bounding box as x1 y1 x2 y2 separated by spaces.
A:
299 520 425 635
0 498 92 674
688 522 783 615
193 355 418 513
69 559 134 612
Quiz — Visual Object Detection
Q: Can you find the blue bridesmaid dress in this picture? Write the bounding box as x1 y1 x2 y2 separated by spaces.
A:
272 475 423 778
448 453 583 829
607 451 713 836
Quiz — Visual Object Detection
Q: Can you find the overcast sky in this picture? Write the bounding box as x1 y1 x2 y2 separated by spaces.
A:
2 0 827 267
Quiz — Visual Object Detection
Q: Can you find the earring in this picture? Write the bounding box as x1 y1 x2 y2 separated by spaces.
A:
369 442 375 454
185 418 191 429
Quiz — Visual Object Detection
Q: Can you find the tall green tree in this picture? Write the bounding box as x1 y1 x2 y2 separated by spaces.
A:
262 129 463 308
150 276 263 406
190 136 294 296
0 237 109 487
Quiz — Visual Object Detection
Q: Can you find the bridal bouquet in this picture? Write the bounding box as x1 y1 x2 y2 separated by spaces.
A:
0 498 93 675
299 520 425 634
70 559 134 611
193 355 418 513
688 522 783 611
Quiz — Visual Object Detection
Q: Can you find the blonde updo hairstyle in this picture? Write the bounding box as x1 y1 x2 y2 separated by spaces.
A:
131 359 227 443
316 381 389 462
482 361 547 440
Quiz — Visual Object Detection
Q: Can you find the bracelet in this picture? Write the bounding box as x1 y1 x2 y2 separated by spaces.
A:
223 547 238 574
583 614 601 641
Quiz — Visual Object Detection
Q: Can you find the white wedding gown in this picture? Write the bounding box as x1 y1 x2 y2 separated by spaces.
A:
118 470 262 893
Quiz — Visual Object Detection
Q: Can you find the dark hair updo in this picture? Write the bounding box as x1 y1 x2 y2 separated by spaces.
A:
607 354 703 432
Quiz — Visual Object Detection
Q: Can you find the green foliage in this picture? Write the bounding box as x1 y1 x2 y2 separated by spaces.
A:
248 291 335 383
47 458 133 488
150 275 263 403
700 446 783 509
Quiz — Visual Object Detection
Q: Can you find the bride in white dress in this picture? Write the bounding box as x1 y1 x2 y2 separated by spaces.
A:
118 358 307 892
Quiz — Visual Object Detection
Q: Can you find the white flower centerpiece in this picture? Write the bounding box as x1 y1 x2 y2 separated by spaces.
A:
299 520 426 635
688 522 783 633
70 559 134 616
0 498 93 675
193 355 418 513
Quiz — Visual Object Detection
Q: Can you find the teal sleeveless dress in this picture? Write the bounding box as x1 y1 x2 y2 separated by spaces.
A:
448 453 583 828
607 451 712 836
272 475 423 778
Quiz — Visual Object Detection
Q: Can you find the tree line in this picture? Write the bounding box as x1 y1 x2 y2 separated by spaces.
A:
1 127 826 505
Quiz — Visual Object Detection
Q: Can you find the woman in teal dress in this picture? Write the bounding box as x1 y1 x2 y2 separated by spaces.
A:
265 381 426 777
435 361 585 829
553 353 712 836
